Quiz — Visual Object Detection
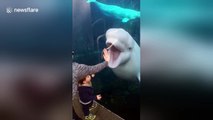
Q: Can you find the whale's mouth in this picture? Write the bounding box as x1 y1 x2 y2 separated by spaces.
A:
107 43 121 68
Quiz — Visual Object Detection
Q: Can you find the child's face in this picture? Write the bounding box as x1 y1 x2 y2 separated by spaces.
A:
84 74 95 84
84 75 92 83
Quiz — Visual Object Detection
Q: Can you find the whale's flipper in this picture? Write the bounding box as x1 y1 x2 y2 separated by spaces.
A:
122 18 130 23
87 0 96 3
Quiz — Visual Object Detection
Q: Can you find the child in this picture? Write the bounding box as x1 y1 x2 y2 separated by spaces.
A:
78 74 102 120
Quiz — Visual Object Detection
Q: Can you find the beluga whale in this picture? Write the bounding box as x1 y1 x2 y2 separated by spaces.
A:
87 0 140 23
105 28 140 81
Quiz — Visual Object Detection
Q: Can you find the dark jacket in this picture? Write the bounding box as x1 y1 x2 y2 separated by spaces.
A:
78 86 96 104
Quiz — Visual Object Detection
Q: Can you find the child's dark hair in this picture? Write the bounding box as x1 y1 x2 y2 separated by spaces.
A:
78 77 86 85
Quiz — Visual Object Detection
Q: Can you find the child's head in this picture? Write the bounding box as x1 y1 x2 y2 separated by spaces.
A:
78 74 95 85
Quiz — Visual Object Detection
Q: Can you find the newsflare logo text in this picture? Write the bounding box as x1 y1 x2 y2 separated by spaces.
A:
6 7 39 14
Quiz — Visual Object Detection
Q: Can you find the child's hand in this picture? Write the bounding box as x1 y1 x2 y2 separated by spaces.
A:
96 94 102 100
103 48 110 62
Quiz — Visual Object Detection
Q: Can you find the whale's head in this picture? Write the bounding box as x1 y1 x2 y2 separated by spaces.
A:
106 28 134 68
